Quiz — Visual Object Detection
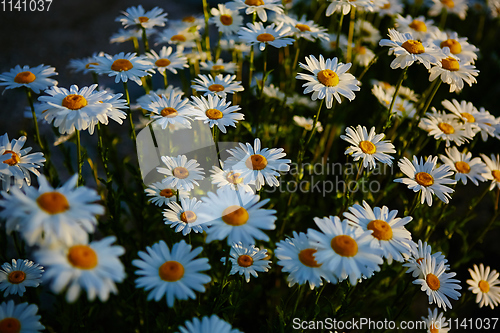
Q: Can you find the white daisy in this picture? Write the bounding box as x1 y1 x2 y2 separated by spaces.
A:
210 161 254 193
93 52 155 85
413 253 462 311
377 0 404 17
379 29 444 70
431 30 478 64
326 0 375 16
226 242 271 282
116 5 167 29
224 138 291 190
276 14 329 42
156 155 205 191
340 125 396 170
419 110 472 147
200 59 238 74
354 20 381 46
441 99 481 137
343 201 413 263
227 0 284 22
136 87 185 111
197 186 277 245
35 236 125 303
146 46 188 75
238 22 294 51
144 182 189 206
0 174 104 247
439 147 488 185
163 198 208 236
0 300 44 332
394 156 456 206
210 4 244 35
155 27 198 49
176 315 243 333
133 240 211 307
320 33 348 54
475 107 498 141
67 52 105 75
422 308 450 333
0 133 45 190
143 90 196 130
428 0 468 19
428 50 479 93
220 37 251 54
296 55 361 108
480 154 500 190
275 231 337 289
352 45 376 67
293 116 323 132
169 15 204 32
403 239 449 278
306 216 384 285
109 28 143 44
0 259 43 297
191 74 244 99
467 263 500 309
191 94 244 133
0 64 57 94
395 14 438 40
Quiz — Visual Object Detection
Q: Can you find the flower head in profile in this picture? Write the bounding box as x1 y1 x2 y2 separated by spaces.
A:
0 64 57 94
419 110 472 147
403 239 449 278
93 52 154 85
439 147 488 186
428 0 468 19
276 14 329 42
67 52 105 75
210 161 254 193
191 74 244 99
428 50 478 93
191 94 243 133
227 0 284 22
157 155 205 191
293 116 323 132
480 154 500 191
210 4 244 35
0 259 43 297
155 27 198 48
422 308 450 333
144 182 189 206
431 30 478 64
395 15 438 40
146 46 188 74
116 5 167 29
466 263 500 309
200 59 238 74
326 0 376 16
238 22 294 51
226 243 271 282
0 300 45 332
176 315 243 333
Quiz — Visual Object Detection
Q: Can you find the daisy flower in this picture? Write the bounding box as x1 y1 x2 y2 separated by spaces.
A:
155 27 198 49
169 15 204 32
144 182 189 206
0 64 57 94
0 300 44 332
343 201 413 263
276 15 329 42
326 0 375 16
0 259 43 297
146 46 188 75
0 174 104 247
109 28 143 44
0 133 45 190
176 315 243 333
293 116 323 132
191 74 244 99
224 138 291 190
67 52 104 75
466 263 500 309
226 243 271 282
422 308 450 333
475 107 498 141
143 90 196 130
210 161 254 193
92 52 154 85
379 29 444 70
136 87 185 110
428 0 468 19
227 0 284 22
428 50 479 93
395 14 437 40
156 155 205 191
163 198 209 236
238 22 294 51
133 240 211 307
394 156 456 206
419 111 472 147
275 231 337 289
413 254 462 311
431 30 478 64
480 154 500 190
403 239 448 278
439 147 488 185
354 20 381 46
198 186 277 245
321 33 348 54
340 125 396 170
191 94 244 133
352 45 376 67
308 216 385 284
441 99 481 136
377 0 404 17
210 4 244 35
116 5 167 29
200 59 238 74
35 236 125 303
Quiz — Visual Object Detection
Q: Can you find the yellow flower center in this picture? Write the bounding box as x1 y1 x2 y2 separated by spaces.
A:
226 171 243 184
85 62 99 69
454 161 470 174
245 0 264 6
460 112 475 122
7 270 26 284
0 318 21 333
441 0 455 8
13 71 36 84
171 34 187 42
317 69 339 87
329 41 337 49
182 16 196 23
438 122 455 134
67 245 98 269
138 16 149 23
401 40 425 54
441 57 459 71
180 210 197 223
295 23 311 32
206 108 223 120
111 59 134 71
331 235 358 257
159 261 184 281
416 257 424 265
415 172 434 187
409 19 427 32
359 141 376 154
382 2 391 9
426 273 440 290
212 65 225 71
440 39 461 54
256 33 275 42
367 219 393 241
160 107 178 117
430 324 439 333
220 14 233 26
36 191 70 214
354 46 367 55
492 170 500 182
2 150 20 166
478 280 490 293
237 254 254 267
208 84 225 92
159 188 174 198
62 94 88 110
155 58 171 67
173 166 189 179
222 205 249 226
298 248 322 267
245 154 268 170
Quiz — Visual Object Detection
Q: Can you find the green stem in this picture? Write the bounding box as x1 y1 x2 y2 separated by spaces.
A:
296 100 324 180
336 13 344 59
163 70 168 89
384 67 408 131
123 82 137 144
439 9 448 30
201 0 212 60
132 37 140 54
247 13 257 88
215 31 223 60
141 26 150 53
292 285 305 317
76 130 83 186
25 88 44 149
346 7 356 63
